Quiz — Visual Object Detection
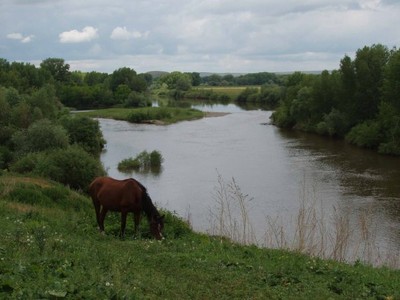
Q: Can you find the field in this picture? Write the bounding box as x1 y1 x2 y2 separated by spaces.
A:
1 175 400 299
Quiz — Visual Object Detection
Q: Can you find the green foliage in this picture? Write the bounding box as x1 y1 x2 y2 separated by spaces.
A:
40 58 71 83
345 121 382 149
124 91 151 108
271 44 400 155
11 119 69 155
110 67 147 93
60 115 105 156
159 71 192 91
10 146 105 190
237 87 259 103
118 150 163 173
316 109 349 137
38 145 105 190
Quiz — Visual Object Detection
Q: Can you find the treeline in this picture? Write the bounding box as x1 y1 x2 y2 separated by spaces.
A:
0 58 151 110
0 58 109 189
200 72 282 86
272 44 400 155
153 71 283 108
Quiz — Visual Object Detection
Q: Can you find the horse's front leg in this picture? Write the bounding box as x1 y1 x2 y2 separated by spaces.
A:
133 212 141 238
120 210 128 238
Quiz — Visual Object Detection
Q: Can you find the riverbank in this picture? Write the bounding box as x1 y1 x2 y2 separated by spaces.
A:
77 107 227 125
1 175 399 299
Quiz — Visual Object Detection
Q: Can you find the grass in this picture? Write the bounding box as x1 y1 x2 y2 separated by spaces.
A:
1 174 400 299
78 107 204 124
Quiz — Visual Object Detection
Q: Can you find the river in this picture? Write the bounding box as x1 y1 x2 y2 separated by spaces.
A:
98 103 400 267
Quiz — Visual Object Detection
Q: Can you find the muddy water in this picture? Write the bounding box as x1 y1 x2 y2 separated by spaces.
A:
98 105 400 265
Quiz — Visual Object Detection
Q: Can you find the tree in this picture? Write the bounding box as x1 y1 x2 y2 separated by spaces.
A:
84 71 109 86
110 67 147 92
159 71 192 91
40 58 71 83
353 44 389 122
27 85 61 119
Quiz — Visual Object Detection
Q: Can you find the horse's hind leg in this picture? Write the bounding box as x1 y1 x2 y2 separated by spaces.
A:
99 207 108 233
93 201 101 230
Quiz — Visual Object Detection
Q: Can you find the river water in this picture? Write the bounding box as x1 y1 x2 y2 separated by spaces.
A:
98 104 400 266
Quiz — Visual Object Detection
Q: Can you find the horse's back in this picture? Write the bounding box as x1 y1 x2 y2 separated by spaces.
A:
89 177 143 211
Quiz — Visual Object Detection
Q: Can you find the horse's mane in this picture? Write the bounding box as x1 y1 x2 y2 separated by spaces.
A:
129 178 159 219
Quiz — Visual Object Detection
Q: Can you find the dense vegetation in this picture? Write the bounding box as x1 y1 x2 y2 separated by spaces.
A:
1 176 399 299
272 44 400 155
118 150 164 173
0 85 105 189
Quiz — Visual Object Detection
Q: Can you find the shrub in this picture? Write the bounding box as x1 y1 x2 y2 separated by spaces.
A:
11 146 105 190
345 121 382 149
127 108 172 123
237 87 259 102
60 115 105 156
11 119 69 155
10 152 45 174
40 145 105 190
118 150 163 173
124 91 151 108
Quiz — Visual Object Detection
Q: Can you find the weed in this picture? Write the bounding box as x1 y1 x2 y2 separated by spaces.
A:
208 174 256 245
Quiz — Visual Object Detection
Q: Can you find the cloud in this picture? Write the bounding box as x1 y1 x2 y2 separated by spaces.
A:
59 26 99 43
7 32 34 43
110 26 148 40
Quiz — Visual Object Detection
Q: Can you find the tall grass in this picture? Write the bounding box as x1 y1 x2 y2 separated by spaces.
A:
209 175 400 268
208 174 256 245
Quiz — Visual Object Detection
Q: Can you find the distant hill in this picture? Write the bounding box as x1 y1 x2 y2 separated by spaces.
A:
146 70 323 78
146 71 169 78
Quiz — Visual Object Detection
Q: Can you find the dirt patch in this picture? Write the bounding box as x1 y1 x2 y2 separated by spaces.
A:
0 176 52 188
204 112 230 118
6 202 38 213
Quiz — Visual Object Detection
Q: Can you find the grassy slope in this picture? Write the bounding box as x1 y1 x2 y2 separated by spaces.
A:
1 175 399 299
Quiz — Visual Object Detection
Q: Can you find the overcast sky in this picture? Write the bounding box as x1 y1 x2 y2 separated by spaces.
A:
1 0 399 74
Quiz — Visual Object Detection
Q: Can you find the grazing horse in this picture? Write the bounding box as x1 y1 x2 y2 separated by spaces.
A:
89 176 164 240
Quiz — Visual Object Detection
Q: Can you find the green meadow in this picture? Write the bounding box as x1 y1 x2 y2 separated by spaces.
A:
1 175 399 299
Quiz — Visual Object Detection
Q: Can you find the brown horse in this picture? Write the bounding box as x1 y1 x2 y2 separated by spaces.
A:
89 176 164 240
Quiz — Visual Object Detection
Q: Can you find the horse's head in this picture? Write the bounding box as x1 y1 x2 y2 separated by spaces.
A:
150 214 165 240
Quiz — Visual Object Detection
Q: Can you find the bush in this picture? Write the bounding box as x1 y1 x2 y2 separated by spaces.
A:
40 145 105 190
11 119 69 155
127 108 172 123
60 115 105 156
11 146 105 190
124 91 151 108
10 152 48 174
345 121 382 149
236 87 259 102
316 109 349 137
118 150 163 173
